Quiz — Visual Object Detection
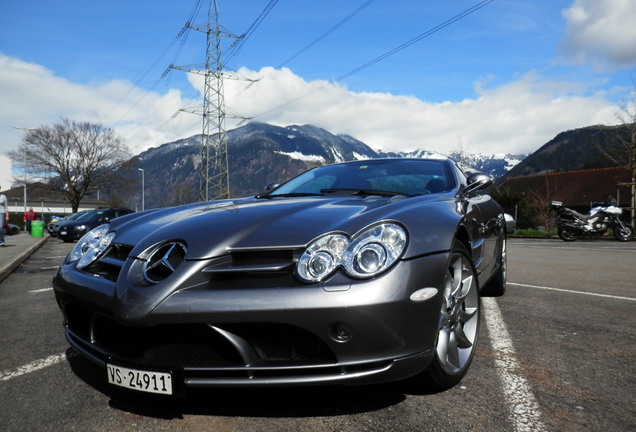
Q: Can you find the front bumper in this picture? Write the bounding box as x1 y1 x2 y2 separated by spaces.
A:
57 229 85 242
53 252 450 388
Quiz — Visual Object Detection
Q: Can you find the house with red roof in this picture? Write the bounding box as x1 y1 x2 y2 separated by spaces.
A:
498 167 634 213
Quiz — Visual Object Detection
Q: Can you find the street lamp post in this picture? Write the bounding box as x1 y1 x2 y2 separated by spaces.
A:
21 184 26 231
138 168 145 211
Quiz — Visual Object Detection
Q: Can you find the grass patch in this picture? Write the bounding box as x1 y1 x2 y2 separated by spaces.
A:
510 228 556 237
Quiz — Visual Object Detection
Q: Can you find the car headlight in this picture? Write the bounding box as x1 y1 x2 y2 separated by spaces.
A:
67 224 115 269
296 223 407 283
74 224 87 231
343 224 407 278
296 234 348 283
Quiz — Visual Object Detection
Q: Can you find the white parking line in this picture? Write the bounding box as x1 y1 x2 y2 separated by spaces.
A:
509 282 636 302
0 353 67 382
483 297 547 432
28 287 53 293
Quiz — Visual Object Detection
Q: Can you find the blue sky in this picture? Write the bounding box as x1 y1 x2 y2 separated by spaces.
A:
1 0 635 157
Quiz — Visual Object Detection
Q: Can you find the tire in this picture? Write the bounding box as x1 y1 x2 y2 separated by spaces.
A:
481 236 507 297
416 241 480 391
614 223 634 242
558 226 578 241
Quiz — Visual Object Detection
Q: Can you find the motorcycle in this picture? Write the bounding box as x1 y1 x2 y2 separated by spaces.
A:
550 196 634 242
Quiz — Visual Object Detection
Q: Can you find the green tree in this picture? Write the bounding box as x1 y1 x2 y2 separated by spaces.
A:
9 118 130 213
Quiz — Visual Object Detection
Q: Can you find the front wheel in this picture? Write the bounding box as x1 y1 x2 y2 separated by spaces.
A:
614 223 634 241
415 241 480 391
558 226 578 241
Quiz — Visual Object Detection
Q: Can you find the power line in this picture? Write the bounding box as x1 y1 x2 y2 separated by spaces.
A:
104 0 207 125
275 0 375 69
224 0 280 66
334 0 496 83
252 0 496 119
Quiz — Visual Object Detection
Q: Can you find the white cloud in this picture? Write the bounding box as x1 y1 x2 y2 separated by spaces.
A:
0 54 200 156
0 55 622 160
223 67 618 155
560 0 636 67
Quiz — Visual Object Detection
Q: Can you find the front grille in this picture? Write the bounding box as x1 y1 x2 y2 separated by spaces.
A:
63 302 335 369
84 243 302 288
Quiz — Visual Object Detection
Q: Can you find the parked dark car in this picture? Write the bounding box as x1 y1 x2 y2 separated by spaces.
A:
48 211 88 237
53 158 506 396
57 208 133 243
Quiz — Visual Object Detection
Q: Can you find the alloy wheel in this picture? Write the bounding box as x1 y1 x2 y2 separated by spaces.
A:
436 251 480 375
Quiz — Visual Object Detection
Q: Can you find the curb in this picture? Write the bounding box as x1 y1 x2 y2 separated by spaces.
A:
0 236 49 283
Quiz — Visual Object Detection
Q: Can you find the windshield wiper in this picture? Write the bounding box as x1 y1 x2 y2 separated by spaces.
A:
258 192 323 199
320 189 407 197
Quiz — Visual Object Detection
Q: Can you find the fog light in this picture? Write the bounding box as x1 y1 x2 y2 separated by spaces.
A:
329 322 353 343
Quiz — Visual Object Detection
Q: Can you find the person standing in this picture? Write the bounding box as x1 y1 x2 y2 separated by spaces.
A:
0 190 8 247
23 207 37 234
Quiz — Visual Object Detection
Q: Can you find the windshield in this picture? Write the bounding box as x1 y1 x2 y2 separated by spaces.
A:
66 211 87 221
268 159 454 197
77 210 106 222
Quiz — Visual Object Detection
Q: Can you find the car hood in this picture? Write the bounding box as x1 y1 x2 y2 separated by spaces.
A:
109 195 439 260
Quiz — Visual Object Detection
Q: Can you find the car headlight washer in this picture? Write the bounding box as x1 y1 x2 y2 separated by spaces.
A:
67 224 115 269
296 223 407 283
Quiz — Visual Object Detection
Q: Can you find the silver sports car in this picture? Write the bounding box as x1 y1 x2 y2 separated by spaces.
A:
53 158 506 396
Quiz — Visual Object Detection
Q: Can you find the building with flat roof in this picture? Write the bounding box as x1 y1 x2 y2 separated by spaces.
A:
2 182 109 226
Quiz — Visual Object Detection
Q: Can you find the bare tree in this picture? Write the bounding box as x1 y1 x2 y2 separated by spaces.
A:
9 118 130 212
526 190 555 231
615 86 636 227
593 83 636 226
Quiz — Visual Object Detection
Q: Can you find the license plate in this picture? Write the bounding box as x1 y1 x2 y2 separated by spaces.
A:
60 231 67 235
106 364 173 395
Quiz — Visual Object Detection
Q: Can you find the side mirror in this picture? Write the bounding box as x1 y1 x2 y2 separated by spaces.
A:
263 182 280 194
463 173 493 196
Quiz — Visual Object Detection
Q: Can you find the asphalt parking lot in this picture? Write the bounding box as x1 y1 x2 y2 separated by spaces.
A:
0 237 634 431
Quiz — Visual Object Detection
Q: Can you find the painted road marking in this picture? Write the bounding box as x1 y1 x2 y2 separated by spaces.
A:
0 353 68 382
483 297 547 432
509 282 636 302
29 287 53 293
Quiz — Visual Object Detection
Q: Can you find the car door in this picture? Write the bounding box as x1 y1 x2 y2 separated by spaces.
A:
471 191 502 277
455 165 502 278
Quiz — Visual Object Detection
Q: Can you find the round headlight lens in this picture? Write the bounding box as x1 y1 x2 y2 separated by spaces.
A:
343 223 407 278
354 243 387 273
296 234 348 283
67 224 114 269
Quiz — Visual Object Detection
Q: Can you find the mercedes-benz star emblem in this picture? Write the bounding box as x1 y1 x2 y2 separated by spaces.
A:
143 242 187 283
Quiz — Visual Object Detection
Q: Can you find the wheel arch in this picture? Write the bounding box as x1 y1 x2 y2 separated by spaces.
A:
454 225 471 256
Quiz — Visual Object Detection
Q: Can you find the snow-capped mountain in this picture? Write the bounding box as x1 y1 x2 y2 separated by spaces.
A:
129 122 525 208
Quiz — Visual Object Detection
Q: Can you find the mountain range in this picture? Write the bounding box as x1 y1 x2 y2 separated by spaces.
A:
128 122 526 209
504 124 632 177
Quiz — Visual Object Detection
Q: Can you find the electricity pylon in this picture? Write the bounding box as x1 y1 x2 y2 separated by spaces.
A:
174 0 234 201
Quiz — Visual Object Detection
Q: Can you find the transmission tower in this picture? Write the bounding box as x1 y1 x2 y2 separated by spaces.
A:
174 0 234 201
